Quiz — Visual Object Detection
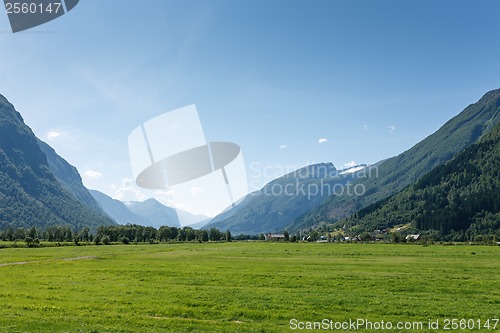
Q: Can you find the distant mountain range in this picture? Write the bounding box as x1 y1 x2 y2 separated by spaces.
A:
289 88 500 233
0 94 115 231
345 123 500 240
89 190 152 226
205 163 369 234
90 190 210 229
2 88 499 237
126 199 181 228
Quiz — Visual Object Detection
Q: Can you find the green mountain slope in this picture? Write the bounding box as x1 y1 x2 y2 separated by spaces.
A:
344 123 500 240
206 163 368 234
38 139 106 215
291 88 500 232
0 94 115 230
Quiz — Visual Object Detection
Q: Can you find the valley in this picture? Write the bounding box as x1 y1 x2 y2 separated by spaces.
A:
0 242 498 333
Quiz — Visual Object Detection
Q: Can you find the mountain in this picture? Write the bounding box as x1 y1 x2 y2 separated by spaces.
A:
90 190 151 226
344 123 500 241
126 198 181 228
38 139 105 215
291 88 500 232
176 210 211 229
206 163 368 234
91 190 211 229
184 218 211 230
0 94 115 230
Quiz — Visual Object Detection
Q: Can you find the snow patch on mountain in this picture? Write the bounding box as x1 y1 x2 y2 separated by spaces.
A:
339 164 368 175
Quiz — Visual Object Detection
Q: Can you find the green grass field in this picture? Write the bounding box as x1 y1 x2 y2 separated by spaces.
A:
0 242 498 332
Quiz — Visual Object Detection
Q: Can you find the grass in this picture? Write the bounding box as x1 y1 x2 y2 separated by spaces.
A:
0 242 498 332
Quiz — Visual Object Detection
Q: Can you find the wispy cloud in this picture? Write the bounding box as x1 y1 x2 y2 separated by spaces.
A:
154 189 180 209
387 125 396 133
279 144 287 149
47 131 62 141
362 125 369 131
318 138 328 144
44 126 118 155
83 170 103 180
113 178 148 202
344 161 357 168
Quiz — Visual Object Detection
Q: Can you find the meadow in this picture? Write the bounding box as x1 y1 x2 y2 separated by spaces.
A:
0 242 498 332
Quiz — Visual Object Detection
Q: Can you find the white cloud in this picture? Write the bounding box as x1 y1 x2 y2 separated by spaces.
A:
362 125 369 131
344 161 357 168
155 189 175 198
279 144 287 149
83 170 103 180
47 131 61 141
153 190 178 208
318 138 328 144
387 125 396 133
113 178 148 202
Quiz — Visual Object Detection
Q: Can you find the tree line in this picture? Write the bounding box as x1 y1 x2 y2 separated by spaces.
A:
0 224 235 246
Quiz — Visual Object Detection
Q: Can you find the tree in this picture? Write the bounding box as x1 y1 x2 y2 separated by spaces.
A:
359 232 371 242
3 227 15 241
283 230 290 242
144 227 157 243
64 228 73 242
209 228 221 242
391 233 402 243
13 227 26 241
28 226 37 239
200 230 209 242
225 230 232 242
80 227 90 242
158 226 171 242
24 236 34 248
308 230 319 242
185 227 195 242
102 235 111 245
176 228 186 242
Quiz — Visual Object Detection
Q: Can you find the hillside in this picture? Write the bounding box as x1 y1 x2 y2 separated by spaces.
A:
126 199 181 228
90 190 151 226
344 123 500 241
206 163 368 234
291 88 500 232
0 94 115 230
38 140 106 215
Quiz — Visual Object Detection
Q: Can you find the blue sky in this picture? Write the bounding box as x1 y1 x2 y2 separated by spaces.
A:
1 0 500 216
